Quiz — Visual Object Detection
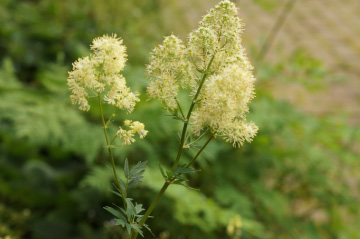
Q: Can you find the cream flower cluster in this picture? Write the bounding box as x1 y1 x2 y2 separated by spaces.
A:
117 120 148 145
146 0 258 147
67 34 139 112
146 35 193 110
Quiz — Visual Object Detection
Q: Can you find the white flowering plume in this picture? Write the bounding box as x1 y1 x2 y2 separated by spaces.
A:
146 35 193 110
146 0 258 147
68 34 147 145
67 34 139 112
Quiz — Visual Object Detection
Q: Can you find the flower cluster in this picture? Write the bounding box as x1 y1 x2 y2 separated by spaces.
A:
68 34 148 145
67 34 139 112
146 0 258 147
117 120 148 145
146 35 193 110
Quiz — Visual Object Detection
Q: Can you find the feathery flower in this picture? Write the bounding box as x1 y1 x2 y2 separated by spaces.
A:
146 35 193 110
146 0 258 147
67 34 139 112
68 34 148 145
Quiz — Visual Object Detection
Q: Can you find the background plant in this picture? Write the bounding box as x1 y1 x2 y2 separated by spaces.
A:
0 0 359 239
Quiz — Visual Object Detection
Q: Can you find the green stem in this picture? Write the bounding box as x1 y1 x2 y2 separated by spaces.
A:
131 134 213 239
98 93 127 208
184 129 208 148
186 135 214 168
110 134 117 145
171 54 215 171
105 107 118 128
176 99 185 119
130 182 170 239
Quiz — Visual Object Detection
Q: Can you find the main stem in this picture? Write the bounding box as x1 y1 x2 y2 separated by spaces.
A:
131 55 216 239
98 93 127 208
171 54 215 171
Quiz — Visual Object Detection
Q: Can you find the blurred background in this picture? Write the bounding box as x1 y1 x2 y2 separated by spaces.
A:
0 0 359 238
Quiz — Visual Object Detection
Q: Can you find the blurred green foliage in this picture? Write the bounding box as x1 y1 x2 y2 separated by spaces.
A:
258 49 328 91
253 0 279 12
0 0 359 239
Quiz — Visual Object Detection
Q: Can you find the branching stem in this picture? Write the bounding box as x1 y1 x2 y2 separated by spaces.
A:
186 135 214 168
131 54 216 239
98 93 127 209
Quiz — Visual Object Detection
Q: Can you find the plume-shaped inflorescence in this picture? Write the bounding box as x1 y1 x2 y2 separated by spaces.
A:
146 0 258 147
67 34 139 113
67 34 148 145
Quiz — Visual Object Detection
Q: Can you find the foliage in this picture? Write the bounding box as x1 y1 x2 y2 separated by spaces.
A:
0 0 359 239
0 202 30 239
258 49 329 91
253 0 279 12
101 160 150 237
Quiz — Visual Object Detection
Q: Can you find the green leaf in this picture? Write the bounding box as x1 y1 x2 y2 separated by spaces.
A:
129 161 147 176
128 177 143 188
126 198 136 219
103 206 127 221
173 180 199 191
173 174 188 182
174 165 200 174
143 223 154 236
171 116 186 123
114 218 127 227
189 144 202 150
135 203 144 214
124 158 129 179
117 180 127 198
110 189 123 199
159 163 166 179
135 215 143 223
106 164 115 177
131 169 145 178
166 171 173 178
130 224 143 237
125 223 131 234
186 134 192 144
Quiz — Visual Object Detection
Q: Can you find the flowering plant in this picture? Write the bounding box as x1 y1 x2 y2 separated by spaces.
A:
67 1 257 238
67 34 149 233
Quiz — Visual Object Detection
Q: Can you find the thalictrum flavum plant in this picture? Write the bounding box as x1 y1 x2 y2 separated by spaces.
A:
67 1 258 238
